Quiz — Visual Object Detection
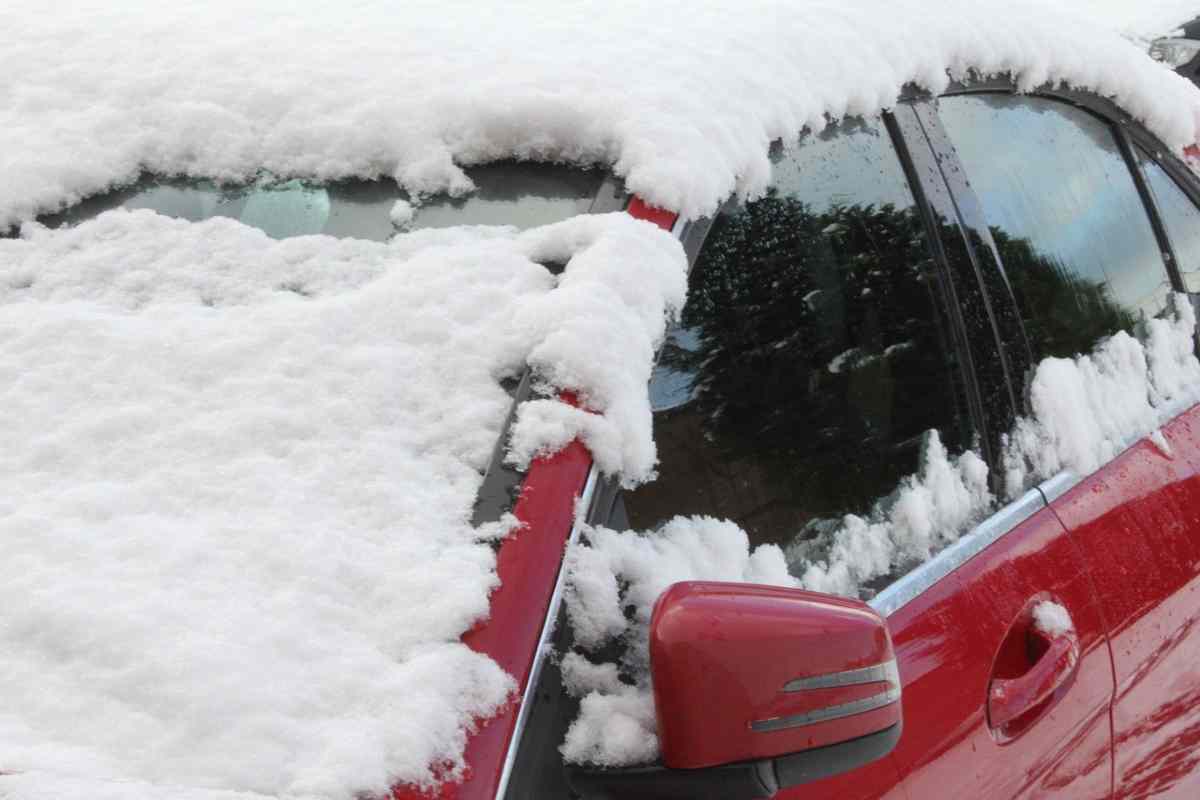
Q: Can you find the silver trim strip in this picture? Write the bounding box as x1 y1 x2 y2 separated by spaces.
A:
1037 470 1079 504
783 661 896 693
670 214 688 238
493 465 598 800
751 686 901 733
869 485 1047 618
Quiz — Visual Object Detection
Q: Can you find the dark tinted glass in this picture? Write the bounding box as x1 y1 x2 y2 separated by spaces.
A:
1137 146 1200 292
37 162 604 241
938 94 1173 359
630 120 967 553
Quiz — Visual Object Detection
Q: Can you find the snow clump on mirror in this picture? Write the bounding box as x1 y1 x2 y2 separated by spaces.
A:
0 210 684 799
560 517 797 765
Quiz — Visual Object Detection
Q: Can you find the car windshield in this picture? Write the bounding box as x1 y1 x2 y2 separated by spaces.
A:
35 161 607 241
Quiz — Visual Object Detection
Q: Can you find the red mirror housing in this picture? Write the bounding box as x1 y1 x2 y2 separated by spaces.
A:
650 581 901 771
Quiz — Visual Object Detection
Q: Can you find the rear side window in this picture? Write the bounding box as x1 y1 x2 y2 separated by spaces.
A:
1135 146 1200 293
36 162 605 241
628 120 969 561
937 94 1174 360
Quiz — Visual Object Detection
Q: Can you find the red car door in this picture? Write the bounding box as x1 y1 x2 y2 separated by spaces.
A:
936 90 1200 798
784 495 1113 800
1047 407 1200 798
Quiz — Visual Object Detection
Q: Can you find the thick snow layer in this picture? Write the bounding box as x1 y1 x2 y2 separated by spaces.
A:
0 210 683 798
4 1 1200 231
1032 600 1074 638
563 295 1200 767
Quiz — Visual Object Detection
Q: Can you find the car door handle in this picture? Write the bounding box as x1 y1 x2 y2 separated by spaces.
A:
988 631 1080 728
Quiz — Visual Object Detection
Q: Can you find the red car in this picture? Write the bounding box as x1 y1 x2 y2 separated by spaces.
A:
17 74 1200 800
384 80 1200 800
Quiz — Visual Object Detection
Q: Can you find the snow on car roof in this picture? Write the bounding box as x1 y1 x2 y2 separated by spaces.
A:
3 2 1200 799
1063 0 1200 43
3 0 1200 231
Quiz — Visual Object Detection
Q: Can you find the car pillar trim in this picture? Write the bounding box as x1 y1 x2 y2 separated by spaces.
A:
493 465 599 800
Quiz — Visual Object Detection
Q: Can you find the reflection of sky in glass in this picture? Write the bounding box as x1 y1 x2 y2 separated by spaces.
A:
44 163 604 242
1137 147 1200 293
649 327 700 412
938 95 1171 319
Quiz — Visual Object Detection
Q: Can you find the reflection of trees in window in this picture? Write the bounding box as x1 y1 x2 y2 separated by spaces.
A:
628 190 964 546
630 185 1146 555
990 225 1138 360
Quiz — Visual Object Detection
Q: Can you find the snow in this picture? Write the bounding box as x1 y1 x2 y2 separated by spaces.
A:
1061 0 1200 43
4 0 1200 233
0 210 683 798
1002 294 1200 496
1150 428 1174 457
1032 600 1074 637
795 432 993 598
389 199 416 229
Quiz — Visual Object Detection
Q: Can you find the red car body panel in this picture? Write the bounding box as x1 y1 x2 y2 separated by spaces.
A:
650 583 899 769
391 439 592 800
392 200 678 800
1048 404 1200 799
786 508 1113 799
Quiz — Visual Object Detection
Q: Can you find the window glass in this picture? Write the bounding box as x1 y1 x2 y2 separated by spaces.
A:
938 94 1173 359
629 120 968 561
36 162 604 241
1136 146 1200 293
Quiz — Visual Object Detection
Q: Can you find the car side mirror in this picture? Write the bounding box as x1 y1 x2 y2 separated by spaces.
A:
568 581 902 799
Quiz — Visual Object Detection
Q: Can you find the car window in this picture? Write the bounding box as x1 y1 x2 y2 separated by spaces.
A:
1135 146 1200 293
627 119 969 569
35 161 605 241
937 94 1174 360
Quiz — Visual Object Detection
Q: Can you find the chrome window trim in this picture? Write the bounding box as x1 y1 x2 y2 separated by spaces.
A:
493 465 599 800
869 470 1077 617
868 484 1042 618
1037 470 1080 504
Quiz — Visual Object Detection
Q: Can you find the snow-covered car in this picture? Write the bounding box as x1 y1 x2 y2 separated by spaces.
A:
7 3 1200 800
